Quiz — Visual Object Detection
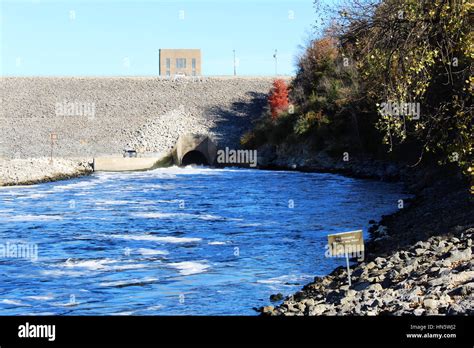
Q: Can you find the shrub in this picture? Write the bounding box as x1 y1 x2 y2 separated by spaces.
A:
294 111 329 136
268 79 290 120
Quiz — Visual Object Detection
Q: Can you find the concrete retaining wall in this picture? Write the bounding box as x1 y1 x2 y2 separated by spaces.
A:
93 156 170 171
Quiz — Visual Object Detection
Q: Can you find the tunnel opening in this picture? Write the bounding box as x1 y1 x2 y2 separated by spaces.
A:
181 150 209 166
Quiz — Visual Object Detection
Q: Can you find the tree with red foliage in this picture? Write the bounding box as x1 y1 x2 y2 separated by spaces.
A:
268 79 289 120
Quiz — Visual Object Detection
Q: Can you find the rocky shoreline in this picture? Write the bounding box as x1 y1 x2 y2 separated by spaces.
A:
0 158 93 186
261 231 473 316
257 143 413 182
257 147 474 316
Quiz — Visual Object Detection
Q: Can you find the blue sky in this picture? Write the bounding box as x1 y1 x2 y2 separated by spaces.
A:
0 0 325 76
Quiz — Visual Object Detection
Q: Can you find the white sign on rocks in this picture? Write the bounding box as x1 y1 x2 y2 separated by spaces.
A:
327 230 365 286
327 230 364 258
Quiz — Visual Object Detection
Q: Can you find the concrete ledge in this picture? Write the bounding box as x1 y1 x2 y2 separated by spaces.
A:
93 156 171 172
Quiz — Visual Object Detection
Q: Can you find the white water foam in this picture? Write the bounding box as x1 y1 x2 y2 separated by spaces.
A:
53 181 97 191
1 299 30 306
146 304 164 311
108 264 148 271
62 258 148 272
0 214 63 222
148 165 246 176
107 234 201 243
137 248 169 256
169 261 209 275
256 274 314 285
133 212 225 221
51 300 80 307
239 222 263 227
132 212 189 219
143 185 177 190
63 258 116 270
74 216 111 221
95 200 137 206
40 269 87 277
17 193 47 199
26 295 54 301
199 214 226 221
99 277 158 287
150 199 180 203
26 312 56 316
0 185 33 190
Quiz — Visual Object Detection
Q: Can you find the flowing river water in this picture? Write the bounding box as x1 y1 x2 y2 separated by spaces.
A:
0 166 406 315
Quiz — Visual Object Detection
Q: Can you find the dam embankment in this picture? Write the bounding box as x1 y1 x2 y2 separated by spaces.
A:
0 77 278 159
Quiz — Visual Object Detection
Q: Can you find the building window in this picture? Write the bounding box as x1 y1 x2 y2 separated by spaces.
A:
176 58 186 69
166 58 170 69
192 58 196 69
166 70 170 76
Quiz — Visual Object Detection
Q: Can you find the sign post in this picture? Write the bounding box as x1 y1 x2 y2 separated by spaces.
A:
50 133 58 164
327 230 364 287
345 252 351 286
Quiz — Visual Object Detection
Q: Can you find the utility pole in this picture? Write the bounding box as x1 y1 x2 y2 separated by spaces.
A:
233 50 236 76
273 49 278 76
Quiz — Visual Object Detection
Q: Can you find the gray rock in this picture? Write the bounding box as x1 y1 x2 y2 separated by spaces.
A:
287 303 300 313
297 302 306 312
438 268 451 277
415 241 431 249
366 262 376 270
293 291 306 302
374 257 386 265
261 305 274 314
446 303 464 315
339 302 354 313
367 283 383 292
345 289 357 298
352 268 367 278
414 248 426 256
423 298 438 310
269 293 284 302
353 282 372 291
391 252 403 263
369 299 382 308
437 294 451 307
310 304 328 315
399 264 415 276
413 308 425 316
451 271 474 284
326 290 343 304
428 276 448 287
403 286 423 303
444 248 472 265
448 282 474 296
